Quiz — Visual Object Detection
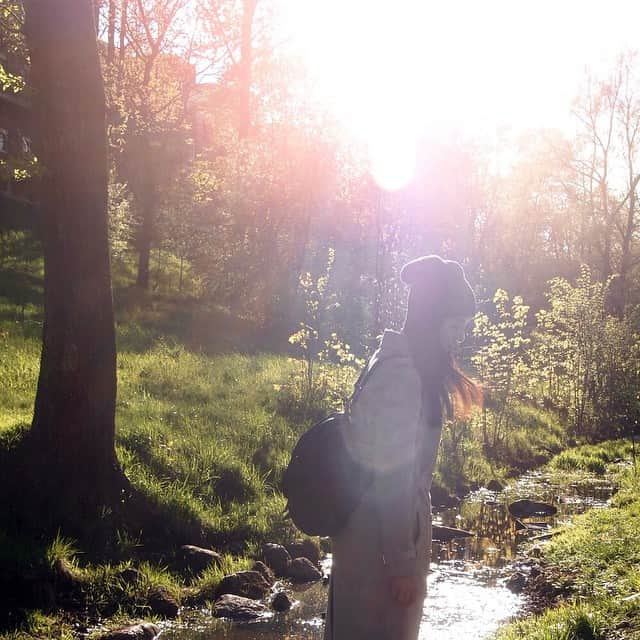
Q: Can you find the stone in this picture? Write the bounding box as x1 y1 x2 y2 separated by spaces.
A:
430 484 454 507
251 561 275 586
506 571 527 593
215 571 270 600
271 591 293 612
179 545 223 575
285 539 321 565
432 525 474 541
53 558 80 591
286 557 322 583
486 479 504 492
213 594 268 620
97 623 161 639
529 566 542 579
147 587 179 618
263 543 292 576
508 499 557 519
117 568 141 585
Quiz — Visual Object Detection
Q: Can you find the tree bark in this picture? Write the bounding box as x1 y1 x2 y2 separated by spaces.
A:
238 0 257 139
24 0 122 506
107 0 116 64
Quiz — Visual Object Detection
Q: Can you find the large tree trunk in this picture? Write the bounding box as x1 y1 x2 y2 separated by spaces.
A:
24 0 122 507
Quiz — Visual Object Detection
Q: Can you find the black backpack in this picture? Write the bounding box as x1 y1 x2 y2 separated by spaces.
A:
281 357 389 537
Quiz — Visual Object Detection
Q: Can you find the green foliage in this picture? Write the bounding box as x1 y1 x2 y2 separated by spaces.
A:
278 249 364 423
436 402 564 490
45 534 79 570
472 289 532 454
531 266 640 440
0 64 25 93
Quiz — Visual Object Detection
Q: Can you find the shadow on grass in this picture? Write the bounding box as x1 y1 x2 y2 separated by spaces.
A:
114 284 286 355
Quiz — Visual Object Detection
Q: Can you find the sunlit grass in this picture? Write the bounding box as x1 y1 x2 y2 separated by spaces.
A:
496 465 640 639
548 440 636 475
0 310 301 549
0 611 75 640
496 602 607 640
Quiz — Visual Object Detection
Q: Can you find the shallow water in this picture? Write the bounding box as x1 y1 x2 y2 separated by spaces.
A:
161 470 617 640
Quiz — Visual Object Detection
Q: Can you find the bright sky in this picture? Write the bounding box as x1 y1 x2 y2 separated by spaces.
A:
277 0 640 189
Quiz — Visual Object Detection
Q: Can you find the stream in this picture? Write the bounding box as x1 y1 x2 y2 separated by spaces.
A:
161 470 617 640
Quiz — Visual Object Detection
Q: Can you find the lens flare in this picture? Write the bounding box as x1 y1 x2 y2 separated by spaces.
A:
368 133 417 191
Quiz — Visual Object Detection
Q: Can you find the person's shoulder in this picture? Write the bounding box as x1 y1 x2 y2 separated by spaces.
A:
367 330 419 385
363 357 420 402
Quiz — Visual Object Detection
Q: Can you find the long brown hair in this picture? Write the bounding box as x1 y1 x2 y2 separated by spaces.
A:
442 354 483 419
406 329 482 426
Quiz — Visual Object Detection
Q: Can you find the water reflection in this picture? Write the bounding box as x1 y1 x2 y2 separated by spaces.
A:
162 471 616 640
421 563 521 640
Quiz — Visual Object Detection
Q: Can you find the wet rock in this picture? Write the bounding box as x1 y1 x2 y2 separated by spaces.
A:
179 545 223 575
97 623 161 639
53 558 81 591
486 479 504 492
514 519 551 532
432 525 474 541
215 571 270 600
251 561 275 586
508 499 557 518
286 539 321 565
117 567 141 585
506 572 527 593
430 485 460 507
529 565 542 579
286 557 322 583
147 587 179 618
263 543 292 576
213 594 268 620
271 591 293 612
319 538 331 554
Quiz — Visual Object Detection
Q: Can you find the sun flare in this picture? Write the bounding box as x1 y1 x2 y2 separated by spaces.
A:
278 0 640 190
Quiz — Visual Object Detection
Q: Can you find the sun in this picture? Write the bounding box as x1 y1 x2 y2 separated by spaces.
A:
276 0 640 191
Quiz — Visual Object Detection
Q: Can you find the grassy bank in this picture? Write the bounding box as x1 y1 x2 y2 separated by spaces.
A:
495 441 640 640
0 241 570 637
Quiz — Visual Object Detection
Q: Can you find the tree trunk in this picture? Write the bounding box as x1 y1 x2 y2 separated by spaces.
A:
136 195 154 289
107 0 116 64
238 0 257 138
24 0 122 507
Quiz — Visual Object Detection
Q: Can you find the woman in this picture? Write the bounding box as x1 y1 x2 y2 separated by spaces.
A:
324 255 481 640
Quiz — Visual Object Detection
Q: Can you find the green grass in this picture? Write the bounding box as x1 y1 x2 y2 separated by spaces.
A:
4 237 622 638
548 440 636 475
435 402 566 493
495 449 640 640
496 602 607 640
0 611 75 640
0 322 303 550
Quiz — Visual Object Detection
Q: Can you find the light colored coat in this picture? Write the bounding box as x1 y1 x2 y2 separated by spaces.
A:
324 330 442 640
